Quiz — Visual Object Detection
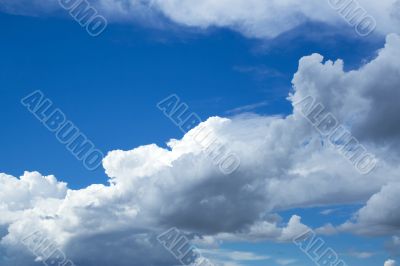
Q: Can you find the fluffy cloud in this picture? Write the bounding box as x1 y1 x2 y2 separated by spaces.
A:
291 33 400 146
385 259 397 266
1 0 400 38
1 33 400 265
293 34 400 239
339 182 400 235
0 172 67 225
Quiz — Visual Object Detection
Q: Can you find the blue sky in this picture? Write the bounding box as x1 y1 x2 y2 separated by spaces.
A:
0 2 399 266
0 12 383 188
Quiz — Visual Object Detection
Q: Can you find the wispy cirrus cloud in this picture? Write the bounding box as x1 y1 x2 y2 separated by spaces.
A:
276 258 297 265
225 101 269 115
348 251 375 259
199 248 270 265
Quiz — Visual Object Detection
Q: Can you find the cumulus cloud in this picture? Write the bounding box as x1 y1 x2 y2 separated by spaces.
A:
296 34 400 238
0 0 400 38
339 182 400 235
1 33 400 265
0 172 67 225
385 259 397 266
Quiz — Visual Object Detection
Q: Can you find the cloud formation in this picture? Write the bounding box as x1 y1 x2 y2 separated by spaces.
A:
1 31 400 265
339 182 400 236
0 0 400 38
385 259 397 266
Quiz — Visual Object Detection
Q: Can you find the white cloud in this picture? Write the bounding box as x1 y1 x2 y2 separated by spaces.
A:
339 182 400 235
225 100 269 115
276 258 297 265
320 208 337 215
0 171 67 225
0 34 400 265
316 223 338 235
385 259 397 266
348 251 375 259
199 248 270 265
0 0 400 38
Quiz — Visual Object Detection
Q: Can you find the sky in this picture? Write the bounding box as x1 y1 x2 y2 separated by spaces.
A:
0 1 400 266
